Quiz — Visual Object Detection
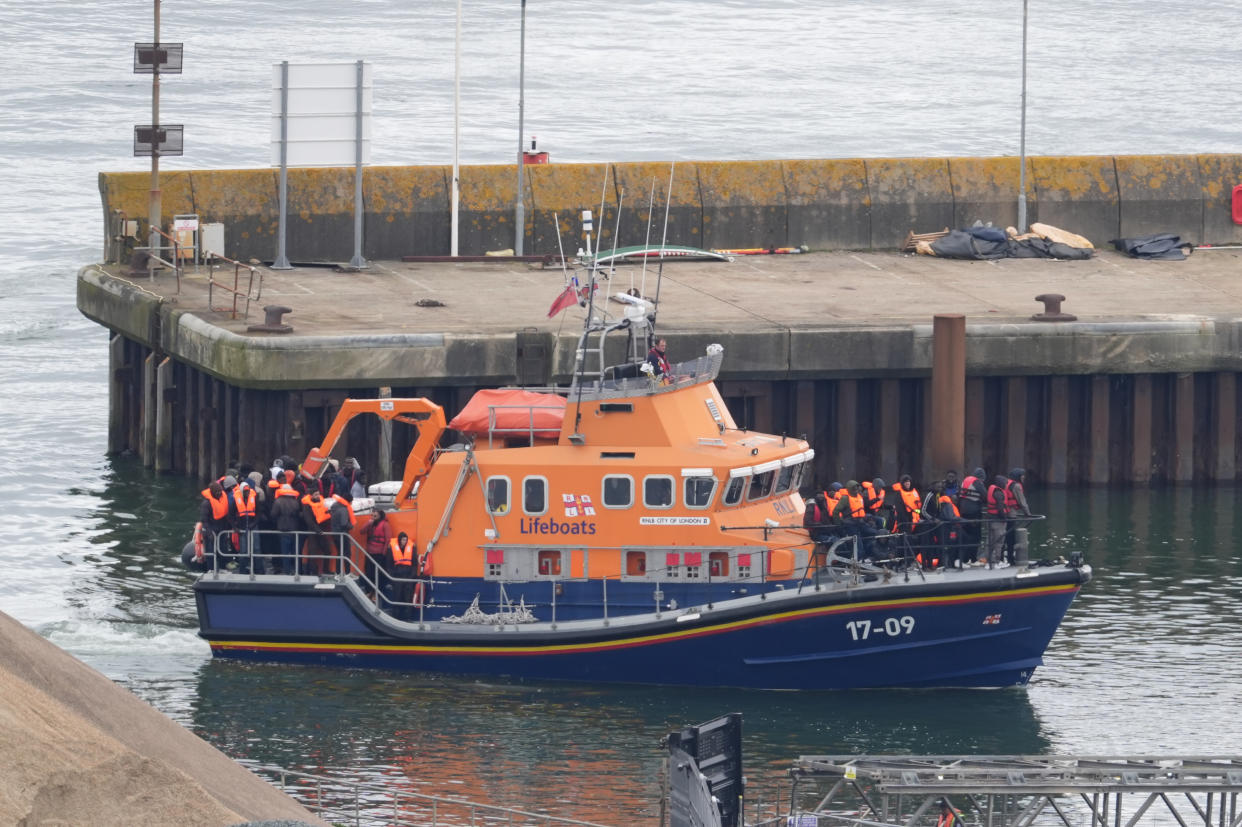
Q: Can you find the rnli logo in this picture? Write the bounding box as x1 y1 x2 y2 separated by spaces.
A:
562 493 596 517
983 614 1002 625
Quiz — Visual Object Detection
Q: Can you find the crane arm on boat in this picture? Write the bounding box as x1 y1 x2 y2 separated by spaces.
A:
309 397 447 504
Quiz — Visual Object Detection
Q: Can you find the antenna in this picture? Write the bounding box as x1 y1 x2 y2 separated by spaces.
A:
651 161 676 342
638 178 655 298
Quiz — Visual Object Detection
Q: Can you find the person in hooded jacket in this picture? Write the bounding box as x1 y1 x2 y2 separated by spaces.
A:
1003 467 1034 564
269 482 303 574
984 473 1011 566
956 467 987 563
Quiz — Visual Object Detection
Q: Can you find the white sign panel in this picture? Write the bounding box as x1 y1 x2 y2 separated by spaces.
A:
639 516 712 526
271 62 372 168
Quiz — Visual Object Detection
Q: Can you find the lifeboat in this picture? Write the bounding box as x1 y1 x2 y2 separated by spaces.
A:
188 287 1090 689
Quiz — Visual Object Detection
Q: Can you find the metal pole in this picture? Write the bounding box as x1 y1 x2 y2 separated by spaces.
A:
348 59 367 269
1017 0 1029 233
273 61 292 269
451 0 461 256
514 0 527 255
148 0 162 280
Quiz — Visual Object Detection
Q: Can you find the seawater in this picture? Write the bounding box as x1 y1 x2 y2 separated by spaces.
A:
2 1 1242 824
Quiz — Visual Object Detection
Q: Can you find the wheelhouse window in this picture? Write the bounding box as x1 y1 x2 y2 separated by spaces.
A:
537 549 563 576
625 550 647 577
709 551 729 577
747 469 775 501
523 476 548 515
602 474 634 508
643 475 674 509
774 463 795 495
722 474 747 507
486 476 511 515
683 472 716 509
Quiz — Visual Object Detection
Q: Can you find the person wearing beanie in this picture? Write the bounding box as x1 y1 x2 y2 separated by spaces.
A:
956 467 987 563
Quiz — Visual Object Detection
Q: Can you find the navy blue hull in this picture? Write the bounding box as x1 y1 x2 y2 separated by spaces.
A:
196 565 1089 689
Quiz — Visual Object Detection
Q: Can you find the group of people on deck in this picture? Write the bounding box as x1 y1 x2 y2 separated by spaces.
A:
187 455 426 617
802 468 1035 569
189 455 368 575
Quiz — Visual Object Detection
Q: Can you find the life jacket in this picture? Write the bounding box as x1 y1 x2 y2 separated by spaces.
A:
893 484 921 524
1004 479 1020 511
860 481 883 512
274 483 298 498
390 537 415 567
329 494 355 532
959 475 983 502
803 502 824 526
986 484 1006 516
937 810 957 827
232 486 257 519
845 492 866 519
938 494 960 518
201 488 229 521
824 489 843 511
302 494 331 524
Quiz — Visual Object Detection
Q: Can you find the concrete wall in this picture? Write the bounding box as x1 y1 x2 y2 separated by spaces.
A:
100 153 1242 263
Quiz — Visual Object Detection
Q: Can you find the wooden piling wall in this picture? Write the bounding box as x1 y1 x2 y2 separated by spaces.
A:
107 332 1241 487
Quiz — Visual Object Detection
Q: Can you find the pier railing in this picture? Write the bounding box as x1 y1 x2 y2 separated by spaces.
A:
205 252 262 319
136 226 182 291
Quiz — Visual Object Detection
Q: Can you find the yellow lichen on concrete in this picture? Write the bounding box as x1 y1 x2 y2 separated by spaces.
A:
782 159 869 205
189 169 277 219
866 158 951 200
99 171 195 229
1031 156 1117 198
459 165 516 210
1115 154 1200 198
696 161 784 206
612 162 701 208
526 163 611 210
287 167 355 215
367 165 449 213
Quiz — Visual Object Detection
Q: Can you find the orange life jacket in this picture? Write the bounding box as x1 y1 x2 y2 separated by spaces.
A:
824 490 843 511
959 475 983 502
201 488 229 521
302 494 331 524
986 484 1006 515
330 494 355 526
893 484 921 524
938 494 960 518
860 481 883 512
845 492 866 519
1004 478 1020 510
233 486 257 519
275 483 298 498
390 537 414 567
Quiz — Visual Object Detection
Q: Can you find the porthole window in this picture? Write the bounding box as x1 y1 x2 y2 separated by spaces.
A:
643 475 674 509
523 476 548 515
486 476 511 515
602 474 634 508
722 475 746 507
684 475 716 509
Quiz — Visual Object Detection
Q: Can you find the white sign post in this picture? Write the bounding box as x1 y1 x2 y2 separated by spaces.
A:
271 60 372 269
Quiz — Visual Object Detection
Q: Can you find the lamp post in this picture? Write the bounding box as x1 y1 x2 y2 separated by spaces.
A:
1018 0 1029 233
514 0 527 255
451 0 461 256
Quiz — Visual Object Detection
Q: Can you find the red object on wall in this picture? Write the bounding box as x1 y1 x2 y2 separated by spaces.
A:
1233 185 1242 225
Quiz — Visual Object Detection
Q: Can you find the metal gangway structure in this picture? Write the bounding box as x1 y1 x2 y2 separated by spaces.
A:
780 756 1242 827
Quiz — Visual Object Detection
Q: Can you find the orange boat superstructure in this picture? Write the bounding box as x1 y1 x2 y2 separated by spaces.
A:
321 346 816 599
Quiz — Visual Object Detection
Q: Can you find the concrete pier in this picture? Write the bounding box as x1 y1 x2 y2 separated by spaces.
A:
78 240 1242 487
